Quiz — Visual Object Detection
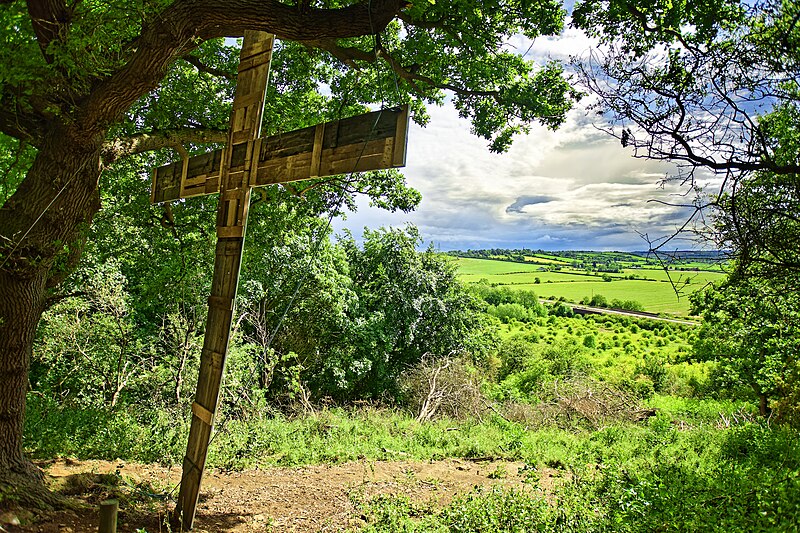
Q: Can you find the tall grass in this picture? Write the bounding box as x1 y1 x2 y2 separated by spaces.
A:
26 396 800 531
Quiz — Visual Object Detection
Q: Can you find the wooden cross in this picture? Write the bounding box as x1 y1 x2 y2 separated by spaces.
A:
150 31 409 530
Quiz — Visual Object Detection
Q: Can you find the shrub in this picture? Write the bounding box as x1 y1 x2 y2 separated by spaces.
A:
582 334 597 349
400 356 488 422
589 294 608 307
488 302 532 323
610 298 645 312
548 302 574 317
440 487 548 532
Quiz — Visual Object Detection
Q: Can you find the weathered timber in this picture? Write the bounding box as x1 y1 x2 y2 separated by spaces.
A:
172 31 274 531
158 30 410 532
99 499 119 533
151 106 409 203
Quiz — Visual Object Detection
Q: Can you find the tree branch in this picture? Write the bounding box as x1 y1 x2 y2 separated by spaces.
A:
80 0 406 138
307 36 503 101
181 54 236 80
302 39 376 67
618 0 700 53
26 0 72 62
101 127 228 165
0 101 44 144
376 39 501 100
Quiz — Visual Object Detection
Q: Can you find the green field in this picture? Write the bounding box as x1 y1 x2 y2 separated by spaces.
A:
527 280 695 314
454 256 726 316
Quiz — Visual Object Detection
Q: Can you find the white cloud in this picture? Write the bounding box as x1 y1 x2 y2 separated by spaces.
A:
332 27 699 251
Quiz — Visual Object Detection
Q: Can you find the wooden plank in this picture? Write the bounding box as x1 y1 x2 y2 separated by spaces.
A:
215 239 242 256
201 348 226 370
174 30 273 532
191 402 214 425
309 123 325 177
208 295 234 311
216 225 244 238
151 161 183 203
393 105 409 167
241 35 274 59
150 169 158 204
151 106 409 203
174 454 202 529
251 106 409 186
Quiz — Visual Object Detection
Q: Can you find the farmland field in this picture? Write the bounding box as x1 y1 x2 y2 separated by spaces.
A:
522 279 695 314
453 255 726 316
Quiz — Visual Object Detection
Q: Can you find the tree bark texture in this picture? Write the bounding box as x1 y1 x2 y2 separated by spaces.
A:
0 270 47 474
0 122 103 475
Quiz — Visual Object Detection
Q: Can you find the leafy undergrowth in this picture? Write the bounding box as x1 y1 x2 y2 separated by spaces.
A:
23 400 800 531
24 395 749 469
355 422 800 531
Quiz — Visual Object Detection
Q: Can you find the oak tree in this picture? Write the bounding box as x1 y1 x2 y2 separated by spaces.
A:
0 0 576 497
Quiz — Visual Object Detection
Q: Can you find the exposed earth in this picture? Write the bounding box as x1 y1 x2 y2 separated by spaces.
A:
1 458 561 532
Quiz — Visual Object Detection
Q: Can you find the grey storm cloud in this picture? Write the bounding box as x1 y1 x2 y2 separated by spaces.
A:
506 195 555 213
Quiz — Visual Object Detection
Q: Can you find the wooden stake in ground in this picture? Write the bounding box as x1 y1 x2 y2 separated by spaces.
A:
149 31 408 531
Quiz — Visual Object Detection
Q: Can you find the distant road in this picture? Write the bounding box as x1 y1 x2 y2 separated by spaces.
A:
541 300 700 326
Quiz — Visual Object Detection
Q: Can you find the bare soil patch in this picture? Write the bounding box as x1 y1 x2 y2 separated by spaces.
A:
2 458 561 532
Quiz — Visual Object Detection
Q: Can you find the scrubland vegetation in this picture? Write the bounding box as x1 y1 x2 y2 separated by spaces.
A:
3 0 800 529
20 232 800 530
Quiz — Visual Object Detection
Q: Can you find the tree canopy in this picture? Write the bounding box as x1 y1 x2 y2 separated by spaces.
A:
572 0 800 421
0 0 580 495
571 0 800 264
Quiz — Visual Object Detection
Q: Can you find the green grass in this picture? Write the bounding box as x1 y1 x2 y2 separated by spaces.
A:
454 257 549 276
454 257 725 315
350 417 800 533
623 268 724 286
537 280 695 314
524 253 571 265
356 432 800 532
26 381 799 532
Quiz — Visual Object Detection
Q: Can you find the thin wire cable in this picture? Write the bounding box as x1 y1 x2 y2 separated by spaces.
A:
0 157 91 271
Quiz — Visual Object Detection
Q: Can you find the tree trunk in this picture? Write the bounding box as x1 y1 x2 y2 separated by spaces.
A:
0 269 47 475
759 393 769 417
0 123 103 488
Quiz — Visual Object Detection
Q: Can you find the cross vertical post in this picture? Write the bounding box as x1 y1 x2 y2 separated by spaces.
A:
173 30 274 531
151 32 409 532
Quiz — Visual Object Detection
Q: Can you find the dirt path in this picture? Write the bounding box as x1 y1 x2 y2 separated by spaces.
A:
2 458 560 532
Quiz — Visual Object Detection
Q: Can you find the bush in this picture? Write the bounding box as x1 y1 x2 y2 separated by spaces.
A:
589 294 608 307
637 354 669 392
400 356 488 422
541 341 592 379
582 334 597 349
440 487 548 532
548 302 574 317
610 298 645 312
497 334 540 380
488 302 533 323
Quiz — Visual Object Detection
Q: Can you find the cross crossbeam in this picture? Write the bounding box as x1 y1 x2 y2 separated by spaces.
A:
152 107 408 204
150 31 409 531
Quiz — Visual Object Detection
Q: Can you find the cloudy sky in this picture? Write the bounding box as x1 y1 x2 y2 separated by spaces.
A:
332 26 700 252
